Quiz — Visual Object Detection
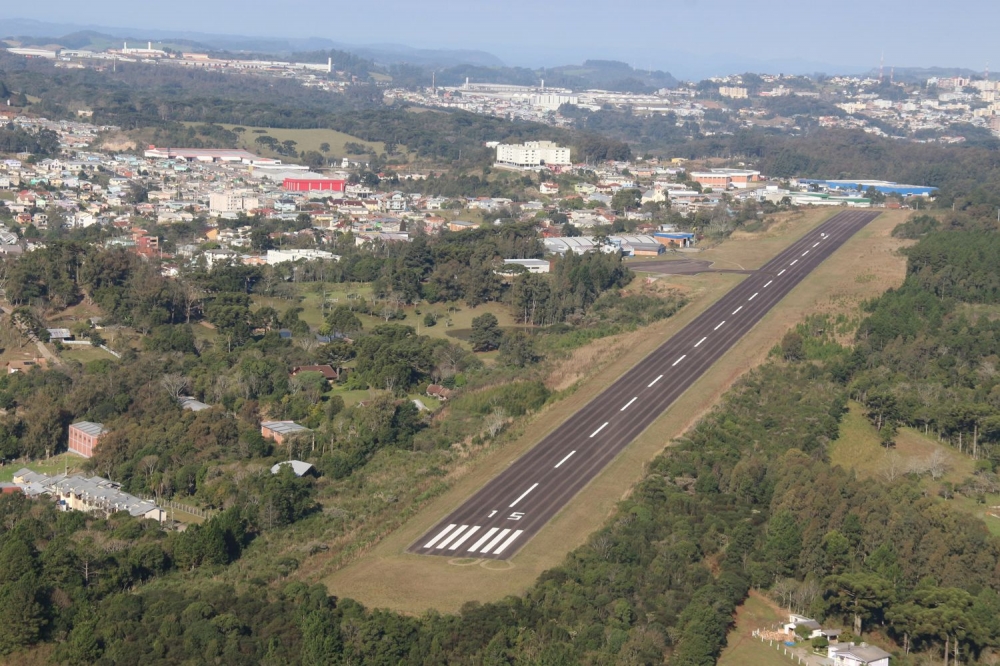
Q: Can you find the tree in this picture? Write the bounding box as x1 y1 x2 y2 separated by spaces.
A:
824 573 895 635
470 313 502 352
319 142 331 153
326 306 362 337
611 188 642 213
498 331 538 368
781 331 805 361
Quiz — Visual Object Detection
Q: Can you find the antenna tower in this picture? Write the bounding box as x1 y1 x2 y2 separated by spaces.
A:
879 51 884 82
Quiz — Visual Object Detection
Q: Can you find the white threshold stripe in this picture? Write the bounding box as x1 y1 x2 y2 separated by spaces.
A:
732 306 743 314
791 259 798 265
435 525 467 549
763 280 772 288
672 354 686 366
423 524 457 549
620 397 638 411
479 529 511 553
449 526 480 550
554 450 576 468
492 530 524 555
749 292 758 301
715 321 726 330
509 483 539 507
778 269 786 276
468 528 499 552
590 422 609 437
694 337 707 348
648 374 663 387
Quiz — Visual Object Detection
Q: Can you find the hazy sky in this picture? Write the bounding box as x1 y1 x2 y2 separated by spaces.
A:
6 0 999 78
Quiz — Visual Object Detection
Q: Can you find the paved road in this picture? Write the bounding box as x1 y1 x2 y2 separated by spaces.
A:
410 210 880 560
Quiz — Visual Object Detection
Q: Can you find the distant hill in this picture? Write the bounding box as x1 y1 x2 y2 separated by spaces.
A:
542 60 679 91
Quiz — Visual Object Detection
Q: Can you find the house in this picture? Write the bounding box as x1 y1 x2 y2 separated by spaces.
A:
46 328 73 341
426 384 454 401
270 460 316 477
68 421 109 458
6 358 48 374
539 182 560 195
291 365 340 382
503 258 551 274
12 469 165 522
260 421 311 445
783 613 841 643
448 220 478 232
827 643 891 666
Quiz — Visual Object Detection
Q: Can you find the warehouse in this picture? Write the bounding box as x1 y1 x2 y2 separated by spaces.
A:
143 146 282 166
283 177 346 193
797 179 937 197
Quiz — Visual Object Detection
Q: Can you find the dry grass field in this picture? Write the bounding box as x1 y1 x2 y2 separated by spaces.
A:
179 122 391 160
325 209 914 614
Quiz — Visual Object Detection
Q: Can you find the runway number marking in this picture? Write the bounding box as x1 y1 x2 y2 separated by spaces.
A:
487 510 497 518
554 451 576 468
694 337 707 348
778 269 786 276
648 375 663 387
672 355 686 366
621 397 638 411
509 483 539 507
732 306 743 314
423 524 457 549
763 280 772 288
748 292 758 301
590 422 609 437
714 321 726 330
508 512 524 521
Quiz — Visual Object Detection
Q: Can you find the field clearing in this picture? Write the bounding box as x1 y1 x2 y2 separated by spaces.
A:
326 210 911 613
59 345 118 364
718 592 791 666
181 122 393 160
0 453 85 483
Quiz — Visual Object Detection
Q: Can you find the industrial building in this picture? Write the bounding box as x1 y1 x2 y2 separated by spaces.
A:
503 258 551 273
261 420 311 445
68 421 109 458
543 235 665 257
143 146 282 166
283 177 346 193
689 168 762 190
797 179 937 196
495 141 572 169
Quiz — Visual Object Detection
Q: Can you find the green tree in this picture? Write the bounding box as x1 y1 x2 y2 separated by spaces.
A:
470 313 502 352
824 573 895 635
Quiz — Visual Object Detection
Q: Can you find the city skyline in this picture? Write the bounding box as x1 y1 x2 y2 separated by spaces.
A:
2 1 998 79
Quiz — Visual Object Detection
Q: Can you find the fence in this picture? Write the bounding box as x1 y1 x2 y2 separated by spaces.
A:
751 629 810 665
143 496 217 522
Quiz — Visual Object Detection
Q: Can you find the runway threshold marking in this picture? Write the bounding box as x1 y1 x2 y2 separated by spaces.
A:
467 528 499 552
749 292 758 301
478 529 511 553
435 525 468 549
492 530 524 555
648 375 663 387
620 397 638 411
715 321 726 330
732 306 743 314
449 526 480 550
590 422 609 437
672 355 686 366
554 451 576 468
423 524 457 549
694 337 707 348
509 483 539 507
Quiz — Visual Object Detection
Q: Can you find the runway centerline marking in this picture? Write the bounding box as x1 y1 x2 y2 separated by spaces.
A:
813 242 820 248
749 292 758 301
673 354 686 366
732 306 743 314
468 528 499 552
449 526 480 550
620 397 638 411
423 524 457 549
648 375 663 387
791 259 799 265
802 250 809 256
778 269 786 276
590 422 609 437
694 337 707 348
715 321 726 330
509 483 539 507
763 280 773 288
554 451 576 468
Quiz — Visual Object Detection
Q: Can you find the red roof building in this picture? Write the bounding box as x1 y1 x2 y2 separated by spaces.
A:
283 178 346 193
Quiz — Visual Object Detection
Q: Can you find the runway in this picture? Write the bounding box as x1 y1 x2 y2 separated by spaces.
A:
410 210 881 560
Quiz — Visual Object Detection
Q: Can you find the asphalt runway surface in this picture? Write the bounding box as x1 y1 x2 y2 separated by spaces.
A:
410 210 881 560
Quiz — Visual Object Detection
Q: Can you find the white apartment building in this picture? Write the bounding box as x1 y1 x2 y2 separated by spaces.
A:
719 86 749 99
495 141 572 169
209 191 260 215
